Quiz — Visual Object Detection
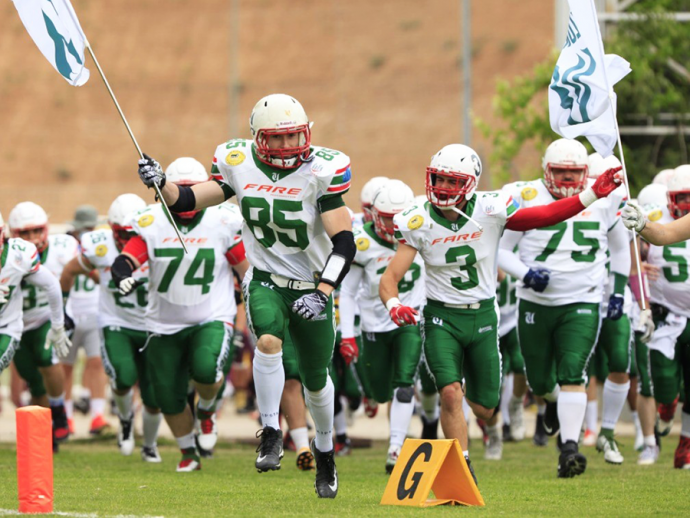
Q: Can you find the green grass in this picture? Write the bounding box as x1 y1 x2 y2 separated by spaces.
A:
0 437 687 516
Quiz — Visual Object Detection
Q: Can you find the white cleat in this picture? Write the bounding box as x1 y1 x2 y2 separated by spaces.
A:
141 445 162 463
385 445 401 474
634 429 645 452
596 434 623 465
197 413 218 451
508 397 525 442
637 444 659 465
484 431 503 460
118 416 135 456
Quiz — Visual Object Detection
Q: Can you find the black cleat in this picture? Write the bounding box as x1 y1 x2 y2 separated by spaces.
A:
558 440 587 478
312 440 338 498
533 415 548 446
503 423 514 442
543 401 560 436
51 404 70 443
421 415 439 440
255 427 283 472
465 456 478 485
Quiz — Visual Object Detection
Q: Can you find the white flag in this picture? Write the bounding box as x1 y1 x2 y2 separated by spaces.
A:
549 0 631 157
12 0 90 86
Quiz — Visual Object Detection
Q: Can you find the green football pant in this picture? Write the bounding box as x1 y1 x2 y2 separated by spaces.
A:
282 332 301 381
14 321 56 398
146 321 232 415
245 270 335 392
518 300 600 395
362 326 422 403
422 299 501 409
499 327 524 375
648 313 690 406
597 315 633 375
0 334 19 374
101 326 158 409
330 331 362 399
635 333 653 398
417 358 437 395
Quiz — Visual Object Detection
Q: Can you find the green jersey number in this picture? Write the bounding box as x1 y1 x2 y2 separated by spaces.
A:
662 243 689 283
497 277 517 307
154 248 215 295
314 148 340 162
241 197 309 250
73 275 97 292
0 285 16 312
21 282 48 311
535 221 600 263
446 245 479 291
376 262 421 293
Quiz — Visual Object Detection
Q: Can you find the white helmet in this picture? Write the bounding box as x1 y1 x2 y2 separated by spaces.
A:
360 176 390 222
653 169 674 187
542 139 589 198
588 152 621 179
637 183 668 209
108 194 146 249
372 180 414 243
249 93 311 170
9 201 49 251
667 165 690 219
426 144 482 209
165 157 209 185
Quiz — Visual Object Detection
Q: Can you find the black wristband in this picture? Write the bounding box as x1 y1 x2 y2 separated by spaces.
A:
169 185 197 213
111 254 136 286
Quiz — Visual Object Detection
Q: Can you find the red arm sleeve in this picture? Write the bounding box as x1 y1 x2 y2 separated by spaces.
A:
122 235 149 265
225 241 246 266
505 195 585 232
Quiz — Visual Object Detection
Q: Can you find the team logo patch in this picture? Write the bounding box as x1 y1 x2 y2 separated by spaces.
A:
407 215 424 230
138 214 154 228
521 187 537 201
226 150 246 166
356 237 370 251
95 244 108 257
648 209 663 222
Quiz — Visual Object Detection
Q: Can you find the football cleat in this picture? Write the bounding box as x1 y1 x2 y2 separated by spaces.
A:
296 446 315 471
363 398 378 418
89 414 111 435
385 445 401 474
195 435 214 459
312 440 338 499
656 397 678 436
508 397 526 442
582 429 597 446
484 433 503 460
141 445 162 463
596 434 624 465
176 448 201 472
502 423 514 442
465 456 478 485
673 436 690 469
67 417 75 435
335 436 352 457
118 415 135 456
557 440 587 478
637 444 659 465
543 401 560 437
255 427 284 472
51 404 70 443
533 415 548 447
421 415 439 440
196 409 218 452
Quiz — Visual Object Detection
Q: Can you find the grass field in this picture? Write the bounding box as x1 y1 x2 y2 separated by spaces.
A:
0 436 687 516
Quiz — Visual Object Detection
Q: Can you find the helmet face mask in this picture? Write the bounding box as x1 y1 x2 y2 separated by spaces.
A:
542 139 589 199
425 144 481 210
9 202 49 252
667 165 690 219
371 179 414 243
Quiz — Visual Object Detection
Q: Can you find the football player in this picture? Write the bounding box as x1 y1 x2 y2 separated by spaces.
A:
60 193 164 462
339 179 425 473
135 94 355 498
113 158 248 472
356 176 389 227
380 143 622 481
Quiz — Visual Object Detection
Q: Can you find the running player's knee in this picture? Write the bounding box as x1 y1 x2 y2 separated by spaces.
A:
439 383 462 408
395 386 414 403
256 334 282 354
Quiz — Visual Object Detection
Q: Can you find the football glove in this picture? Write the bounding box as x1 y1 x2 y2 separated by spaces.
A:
138 153 166 189
117 277 142 296
637 308 655 344
607 294 625 320
64 311 75 338
339 337 359 365
45 325 72 359
0 284 10 305
621 202 647 233
292 290 329 320
523 268 550 293
389 304 419 327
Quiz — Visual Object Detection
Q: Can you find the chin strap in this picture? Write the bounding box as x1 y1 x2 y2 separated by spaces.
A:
450 206 484 232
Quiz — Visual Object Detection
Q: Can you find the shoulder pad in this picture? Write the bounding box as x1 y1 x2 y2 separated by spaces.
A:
308 148 351 179
478 191 516 216
8 238 39 274
394 204 429 233
645 204 666 223
214 139 251 172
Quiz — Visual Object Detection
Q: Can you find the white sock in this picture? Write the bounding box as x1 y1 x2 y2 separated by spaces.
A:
290 426 309 451
500 375 514 425
558 391 587 443
390 388 415 448
537 403 546 416
48 393 65 407
334 407 347 436
113 391 133 420
305 377 335 453
544 385 561 403
175 431 196 450
65 399 74 419
644 435 656 447
142 408 162 448
197 396 216 411
253 349 284 429
682 411 690 439
585 400 598 431
463 450 469 458
462 396 471 425
631 410 642 434
601 379 630 431
91 398 106 418
420 392 439 421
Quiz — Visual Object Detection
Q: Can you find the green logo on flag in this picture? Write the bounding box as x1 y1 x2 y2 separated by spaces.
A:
43 0 83 81
550 48 596 125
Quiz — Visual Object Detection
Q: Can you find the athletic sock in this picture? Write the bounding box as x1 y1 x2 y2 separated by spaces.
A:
142 408 162 448
537 403 546 416
175 431 196 451
681 411 690 439
462 396 471 425
420 392 439 421
113 390 134 420
65 399 74 419
500 374 514 425
91 398 106 418
544 385 561 403
305 377 335 453
601 379 630 432
390 387 415 449
253 349 284 430
558 391 587 443
586 400 598 432
644 435 656 447
334 405 348 436
197 396 216 412
48 393 65 407
291 426 310 451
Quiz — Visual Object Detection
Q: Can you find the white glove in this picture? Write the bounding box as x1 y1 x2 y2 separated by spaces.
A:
621 202 647 233
45 325 72 359
637 308 655 344
118 277 141 296
0 284 10 305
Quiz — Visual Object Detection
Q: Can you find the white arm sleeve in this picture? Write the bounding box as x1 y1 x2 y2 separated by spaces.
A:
25 265 64 328
338 265 363 339
608 221 632 278
498 230 529 280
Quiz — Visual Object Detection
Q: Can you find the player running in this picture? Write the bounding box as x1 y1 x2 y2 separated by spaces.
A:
379 143 622 481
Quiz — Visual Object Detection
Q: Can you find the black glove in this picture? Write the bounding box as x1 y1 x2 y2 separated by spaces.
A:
111 255 141 296
523 268 550 293
291 290 329 321
64 311 75 338
606 294 625 320
138 153 166 189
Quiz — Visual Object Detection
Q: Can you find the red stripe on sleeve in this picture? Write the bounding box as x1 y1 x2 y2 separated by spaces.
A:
122 235 149 264
225 241 246 266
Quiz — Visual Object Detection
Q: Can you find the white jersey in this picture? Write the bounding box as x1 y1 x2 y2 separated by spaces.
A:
22 234 78 331
0 239 40 339
212 139 351 282
80 229 149 330
497 274 518 337
66 273 99 321
394 194 519 305
130 203 243 334
502 180 622 306
646 205 690 318
352 222 425 332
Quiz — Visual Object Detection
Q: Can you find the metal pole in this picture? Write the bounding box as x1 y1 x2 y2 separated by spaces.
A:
462 0 472 146
229 0 240 137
